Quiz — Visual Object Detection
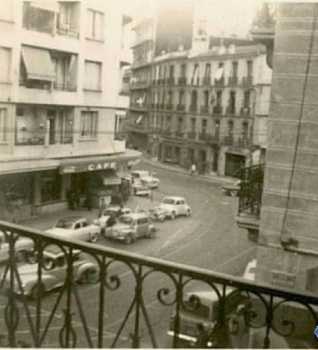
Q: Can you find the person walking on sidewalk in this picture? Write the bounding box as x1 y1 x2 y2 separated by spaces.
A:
190 163 197 176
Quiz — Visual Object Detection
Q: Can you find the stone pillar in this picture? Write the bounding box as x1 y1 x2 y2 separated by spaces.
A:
257 3 318 292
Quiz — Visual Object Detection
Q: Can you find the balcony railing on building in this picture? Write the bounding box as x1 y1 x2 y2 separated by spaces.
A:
187 131 196 140
0 219 317 348
189 104 198 113
241 76 253 87
176 104 185 112
223 135 234 146
167 77 175 86
130 80 150 90
56 23 79 38
226 106 236 116
130 103 148 111
175 130 184 138
240 106 251 117
200 105 209 115
177 77 187 86
53 82 77 92
166 103 174 111
202 76 211 86
198 132 219 145
214 77 225 86
228 76 238 86
213 105 223 115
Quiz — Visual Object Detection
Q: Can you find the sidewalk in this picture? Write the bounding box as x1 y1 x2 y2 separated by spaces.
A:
22 195 161 231
141 156 238 185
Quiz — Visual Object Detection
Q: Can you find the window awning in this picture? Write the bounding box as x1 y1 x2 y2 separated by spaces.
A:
0 159 59 175
22 46 55 81
30 1 59 12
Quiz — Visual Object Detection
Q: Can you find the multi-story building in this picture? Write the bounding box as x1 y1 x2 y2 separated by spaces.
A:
130 37 271 176
0 0 140 222
240 2 318 296
127 0 194 153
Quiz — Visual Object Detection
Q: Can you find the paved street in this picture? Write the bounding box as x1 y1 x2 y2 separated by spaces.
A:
1 161 256 347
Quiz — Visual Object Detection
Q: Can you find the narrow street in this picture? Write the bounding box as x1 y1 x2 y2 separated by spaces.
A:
0 161 255 347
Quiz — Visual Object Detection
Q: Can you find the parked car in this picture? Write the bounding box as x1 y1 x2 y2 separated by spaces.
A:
132 180 152 196
243 259 257 281
0 232 34 264
148 206 171 222
131 170 160 189
7 247 99 299
94 206 132 233
104 212 156 244
222 180 241 197
167 288 246 347
46 216 101 243
158 196 191 219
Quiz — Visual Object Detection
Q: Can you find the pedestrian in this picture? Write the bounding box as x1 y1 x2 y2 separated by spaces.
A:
191 163 197 176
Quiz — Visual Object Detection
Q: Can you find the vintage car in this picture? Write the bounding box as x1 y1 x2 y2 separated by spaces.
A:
131 170 160 189
0 232 34 264
167 289 246 347
8 247 99 299
46 216 101 243
148 206 171 222
243 259 257 281
94 206 132 232
158 196 191 219
221 180 241 197
104 212 156 244
132 180 152 196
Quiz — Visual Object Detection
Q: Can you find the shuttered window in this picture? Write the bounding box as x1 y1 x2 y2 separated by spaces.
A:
84 61 102 91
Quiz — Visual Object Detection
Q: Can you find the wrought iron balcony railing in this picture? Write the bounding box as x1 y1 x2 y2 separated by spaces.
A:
167 77 175 86
189 104 198 113
228 76 238 86
213 105 223 115
200 105 209 115
187 131 196 140
0 220 317 348
177 77 187 86
223 135 234 146
176 104 185 112
241 76 253 87
214 77 225 86
238 163 264 218
202 76 211 86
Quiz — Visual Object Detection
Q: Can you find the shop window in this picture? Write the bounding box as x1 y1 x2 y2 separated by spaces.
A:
86 9 104 41
0 174 33 207
41 171 61 203
0 109 7 142
84 60 102 91
80 111 98 139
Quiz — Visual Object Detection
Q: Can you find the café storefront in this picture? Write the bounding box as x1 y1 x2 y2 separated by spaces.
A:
59 150 140 209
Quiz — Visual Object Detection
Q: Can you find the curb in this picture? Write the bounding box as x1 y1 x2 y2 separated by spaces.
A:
141 157 237 185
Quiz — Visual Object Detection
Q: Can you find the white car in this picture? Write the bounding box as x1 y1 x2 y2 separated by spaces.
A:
8 247 99 298
94 206 132 232
243 259 257 281
132 180 151 196
46 216 101 243
0 233 34 263
131 170 160 189
158 196 191 219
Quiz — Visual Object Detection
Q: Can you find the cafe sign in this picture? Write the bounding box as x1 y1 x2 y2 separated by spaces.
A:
60 160 117 174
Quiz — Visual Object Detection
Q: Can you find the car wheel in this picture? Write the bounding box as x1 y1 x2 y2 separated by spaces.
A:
79 268 99 284
89 233 98 243
170 211 176 220
30 283 45 300
146 229 156 239
186 209 191 217
124 235 133 244
26 251 37 264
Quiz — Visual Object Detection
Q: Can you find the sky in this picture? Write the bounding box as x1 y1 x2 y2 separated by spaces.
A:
116 0 263 38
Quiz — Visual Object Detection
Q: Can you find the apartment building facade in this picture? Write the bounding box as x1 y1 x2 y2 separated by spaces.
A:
0 0 139 222
128 38 271 176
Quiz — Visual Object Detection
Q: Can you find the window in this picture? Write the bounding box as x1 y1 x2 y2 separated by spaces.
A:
191 90 198 106
205 63 211 77
229 91 236 113
232 61 238 77
203 90 209 107
228 120 234 136
169 65 174 78
0 47 11 83
191 118 196 131
242 122 249 138
84 61 102 91
177 117 183 131
23 2 56 34
191 64 199 84
86 9 104 41
0 109 7 142
244 90 250 108
41 170 61 203
178 90 185 105
216 90 222 106
80 111 98 139
247 60 253 77
202 119 207 133
57 2 79 37
180 63 186 77
215 120 220 137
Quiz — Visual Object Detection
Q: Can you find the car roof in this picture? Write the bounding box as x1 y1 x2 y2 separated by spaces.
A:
123 212 148 219
57 216 85 222
163 196 185 201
